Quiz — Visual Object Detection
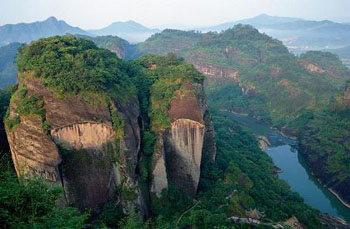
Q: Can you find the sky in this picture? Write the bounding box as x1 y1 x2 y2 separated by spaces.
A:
0 0 350 29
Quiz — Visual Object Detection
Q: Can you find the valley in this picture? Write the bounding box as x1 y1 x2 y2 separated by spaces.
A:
226 111 350 222
0 10 350 228
133 26 350 211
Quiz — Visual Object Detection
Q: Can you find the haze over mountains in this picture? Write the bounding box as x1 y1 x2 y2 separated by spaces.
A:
0 13 350 88
0 17 90 46
2 5 350 227
88 20 160 43
1 14 350 52
200 14 350 53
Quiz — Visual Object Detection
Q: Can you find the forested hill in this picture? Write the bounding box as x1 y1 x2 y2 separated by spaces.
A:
136 25 350 126
0 25 350 227
76 35 133 59
0 35 331 228
134 25 350 208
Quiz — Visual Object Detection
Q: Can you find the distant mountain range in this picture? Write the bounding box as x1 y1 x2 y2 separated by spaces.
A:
1 14 350 50
324 45 350 59
324 45 350 67
200 14 350 52
88 20 160 43
200 14 300 31
0 17 90 46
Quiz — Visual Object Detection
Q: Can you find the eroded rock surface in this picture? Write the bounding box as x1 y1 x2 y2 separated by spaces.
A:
151 136 168 196
192 62 240 85
51 122 115 150
299 61 326 74
164 119 205 196
7 116 61 184
151 82 215 197
6 75 142 210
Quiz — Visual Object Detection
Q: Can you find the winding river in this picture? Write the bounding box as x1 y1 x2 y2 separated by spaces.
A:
225 111 350 222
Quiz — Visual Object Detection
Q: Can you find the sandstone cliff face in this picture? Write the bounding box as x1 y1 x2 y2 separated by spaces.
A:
150 136 168 196
299 61 326 74
6 75 142 210
191 61 260 98
7 51 215 216
192 62 240 85
7 116 62 184
164 119 205 196
151 82 215 197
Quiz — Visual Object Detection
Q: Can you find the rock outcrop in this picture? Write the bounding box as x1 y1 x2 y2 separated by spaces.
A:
164 119 204 196
7 116 62 184
151 82 215 197
6 39 215 216
192 62 240 85
6 75 142 210
299 61 326 74
256 136 271 151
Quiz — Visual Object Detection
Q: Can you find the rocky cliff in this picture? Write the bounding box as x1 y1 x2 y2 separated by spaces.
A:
192 62 240 86
6 74 142 210
134 55 216 198
5 37 215 215
162 83 213 196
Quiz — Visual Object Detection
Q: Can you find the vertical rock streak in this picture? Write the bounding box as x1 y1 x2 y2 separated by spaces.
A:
170 119 204 168
51 122 115 150
165 119 205 196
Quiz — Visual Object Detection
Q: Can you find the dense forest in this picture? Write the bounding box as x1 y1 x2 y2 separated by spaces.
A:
0 36 330 228
0 93 326 228
77 35 133 59
136 25 350 207
137 25 349 126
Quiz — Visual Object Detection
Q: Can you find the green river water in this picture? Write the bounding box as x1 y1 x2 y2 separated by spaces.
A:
225 111 350 222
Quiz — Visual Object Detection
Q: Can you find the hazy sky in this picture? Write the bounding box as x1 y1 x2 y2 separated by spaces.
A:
1 0 350 29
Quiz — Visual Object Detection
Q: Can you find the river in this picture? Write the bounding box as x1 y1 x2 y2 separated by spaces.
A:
225 111 350 222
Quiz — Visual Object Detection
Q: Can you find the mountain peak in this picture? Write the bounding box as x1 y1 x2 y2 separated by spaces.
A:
90 20 160 43
0 16 89 45
125 20 140 25
45 16 58 22
255 13 270 18
109 20 145 28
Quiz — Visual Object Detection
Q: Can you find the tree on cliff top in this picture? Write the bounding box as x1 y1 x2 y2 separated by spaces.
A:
16 35 136 103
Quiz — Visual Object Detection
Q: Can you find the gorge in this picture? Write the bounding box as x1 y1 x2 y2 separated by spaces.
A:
1 24 350 228
226 111 350 223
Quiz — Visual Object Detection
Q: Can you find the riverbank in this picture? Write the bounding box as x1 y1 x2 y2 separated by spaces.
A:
319 214 349 228
230 111 350 211
298 142 350 211
225 111 350 222
328 188 350 209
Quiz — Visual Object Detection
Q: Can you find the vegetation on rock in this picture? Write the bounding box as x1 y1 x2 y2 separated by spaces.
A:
0 158 89 228
138 25 349 126
0 32 341 228
136 25 350 206
16 35 136 104
134 53 204 132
